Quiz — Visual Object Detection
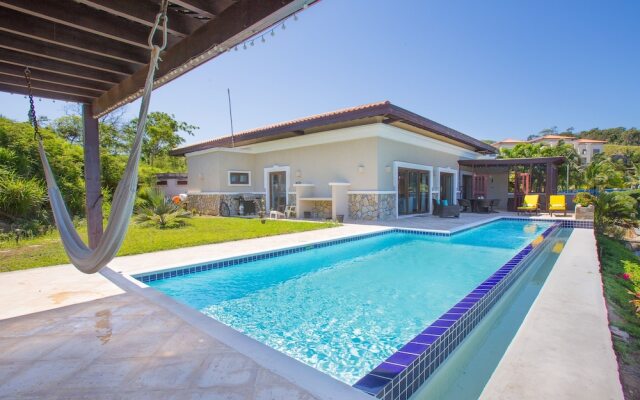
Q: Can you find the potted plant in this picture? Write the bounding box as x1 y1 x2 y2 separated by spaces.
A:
255 197 267 224
573 192 596 220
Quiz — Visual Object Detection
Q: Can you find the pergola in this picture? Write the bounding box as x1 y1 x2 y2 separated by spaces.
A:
0 0 315 247
458 157 565 211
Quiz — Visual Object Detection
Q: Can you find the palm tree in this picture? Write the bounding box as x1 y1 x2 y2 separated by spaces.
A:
134 187 191 228
581 160 624 193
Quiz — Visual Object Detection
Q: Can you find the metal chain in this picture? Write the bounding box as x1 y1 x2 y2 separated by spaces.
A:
23 67 41 141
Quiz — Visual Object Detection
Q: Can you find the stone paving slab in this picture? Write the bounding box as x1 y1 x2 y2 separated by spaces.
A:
0 292 320 400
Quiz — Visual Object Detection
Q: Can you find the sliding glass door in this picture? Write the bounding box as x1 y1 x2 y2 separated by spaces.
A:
398 168 430 215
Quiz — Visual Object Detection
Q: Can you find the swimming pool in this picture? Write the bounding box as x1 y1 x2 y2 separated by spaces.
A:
140 219 555 395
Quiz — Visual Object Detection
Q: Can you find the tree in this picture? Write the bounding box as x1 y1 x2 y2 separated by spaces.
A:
581 159 624 192
125 112 197 166
50 115 83 144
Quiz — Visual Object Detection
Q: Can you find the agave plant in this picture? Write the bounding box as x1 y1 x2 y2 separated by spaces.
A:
134 187 191 228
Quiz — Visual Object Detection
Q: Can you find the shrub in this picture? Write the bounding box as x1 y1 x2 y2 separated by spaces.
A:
0 171 47 221
134 187 191 229
594 192 638 235
573 192 596 207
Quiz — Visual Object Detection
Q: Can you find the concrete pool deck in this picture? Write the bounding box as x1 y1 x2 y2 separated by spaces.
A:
0 213 622 399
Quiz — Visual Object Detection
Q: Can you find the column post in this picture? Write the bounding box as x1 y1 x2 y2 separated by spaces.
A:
82 104 103 249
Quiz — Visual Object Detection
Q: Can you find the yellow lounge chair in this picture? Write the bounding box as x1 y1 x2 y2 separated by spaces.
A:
548 194 566 216
517 194 539 215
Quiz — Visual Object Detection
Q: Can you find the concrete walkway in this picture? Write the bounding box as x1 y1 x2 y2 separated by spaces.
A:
480 229 624 399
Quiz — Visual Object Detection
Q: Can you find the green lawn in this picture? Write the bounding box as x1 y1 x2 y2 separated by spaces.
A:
0 217 336 272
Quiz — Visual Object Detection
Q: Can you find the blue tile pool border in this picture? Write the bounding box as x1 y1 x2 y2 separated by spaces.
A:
353 221 563 400
133 217 588 285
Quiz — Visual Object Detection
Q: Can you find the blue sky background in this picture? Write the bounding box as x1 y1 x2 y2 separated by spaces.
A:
1 0 638 144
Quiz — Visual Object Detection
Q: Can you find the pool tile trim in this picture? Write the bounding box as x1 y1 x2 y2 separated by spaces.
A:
133 218 588 284
353 221 562 400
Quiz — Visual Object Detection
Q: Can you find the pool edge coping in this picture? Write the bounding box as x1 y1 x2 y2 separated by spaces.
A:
123 217 590 399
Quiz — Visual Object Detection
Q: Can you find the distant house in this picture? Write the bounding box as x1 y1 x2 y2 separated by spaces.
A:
493 134 606 164
155 173 188 198
171 101 563 220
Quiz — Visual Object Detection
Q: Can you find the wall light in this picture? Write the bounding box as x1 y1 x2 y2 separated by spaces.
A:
357 164 365 173
385 165 392 173
295 169 302 178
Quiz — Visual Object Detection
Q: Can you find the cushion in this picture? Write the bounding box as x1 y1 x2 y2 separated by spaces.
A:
442 199 448 206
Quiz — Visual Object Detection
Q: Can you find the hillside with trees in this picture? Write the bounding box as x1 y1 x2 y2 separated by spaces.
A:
0 109 196 237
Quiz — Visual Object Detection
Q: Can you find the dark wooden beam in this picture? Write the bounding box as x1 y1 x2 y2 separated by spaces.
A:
0 73 102 98
0 62 112 92
0 32 136 75
292 130 305 135
0 83 91 103
82 104 103 248
0 8 148 65
169 0 221 19
382 116 401 124
0 48 122 84
0 0 179 49
75 0 202 37
93 0 308 116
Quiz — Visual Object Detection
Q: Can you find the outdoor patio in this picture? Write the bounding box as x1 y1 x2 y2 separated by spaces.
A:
0 213 621 400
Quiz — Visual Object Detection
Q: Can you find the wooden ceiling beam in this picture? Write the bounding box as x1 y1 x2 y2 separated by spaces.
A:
0 83 92 103
0 62 112 91
75 0 202 37
93 0 309 116
0 74 103 98
0 48 122 84
0 32 136 75
0 0 180 49
0 8 148 65
169 0 220 19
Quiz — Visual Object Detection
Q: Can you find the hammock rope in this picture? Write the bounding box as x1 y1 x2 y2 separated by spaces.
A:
25 0 169 274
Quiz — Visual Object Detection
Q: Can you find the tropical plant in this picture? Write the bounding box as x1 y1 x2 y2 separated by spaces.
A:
581 159 624 192
0 170 47 221
134 187 191 228
573 192 596 207
594 192 638 234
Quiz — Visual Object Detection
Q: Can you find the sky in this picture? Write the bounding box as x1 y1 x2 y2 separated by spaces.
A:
0 0 638 145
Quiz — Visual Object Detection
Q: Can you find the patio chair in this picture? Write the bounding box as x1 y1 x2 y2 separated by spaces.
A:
476 199 490 213
458 199 471 212
432 198 460 218
285 205 296 218
269 204 286 220
517 195 540 215
548 195 566 216
489 199 501 213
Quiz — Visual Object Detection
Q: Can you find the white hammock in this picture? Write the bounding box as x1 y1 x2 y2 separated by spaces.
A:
32 4 167 274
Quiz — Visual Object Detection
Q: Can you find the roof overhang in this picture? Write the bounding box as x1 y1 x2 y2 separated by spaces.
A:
458 156 566 168
170 101 498 156
0 0 317 117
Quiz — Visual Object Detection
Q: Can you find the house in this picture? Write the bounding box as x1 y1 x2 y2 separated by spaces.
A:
155 173 188 198
171 101 561 220
493 135 606 164
491 138 527 150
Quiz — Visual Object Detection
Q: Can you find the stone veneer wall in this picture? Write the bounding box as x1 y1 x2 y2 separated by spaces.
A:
348 193 396 221
309 200 332 219
187 193 264 216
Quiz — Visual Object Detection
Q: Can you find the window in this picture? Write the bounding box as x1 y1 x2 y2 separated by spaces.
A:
581 149 587 155
228 171 251 186
593 148 601 154
156 180 167 186
177 180 188 185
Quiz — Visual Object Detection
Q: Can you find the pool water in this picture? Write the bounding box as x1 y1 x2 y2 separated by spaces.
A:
148 220 552 384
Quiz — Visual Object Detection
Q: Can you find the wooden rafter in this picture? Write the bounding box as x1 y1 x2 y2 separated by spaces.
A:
0 0 180 49
75 0 203 37
0 73 103 98
0 62 112 92
0 32 136 75
0 8 148 65
0 83 91 103
0 48 123 84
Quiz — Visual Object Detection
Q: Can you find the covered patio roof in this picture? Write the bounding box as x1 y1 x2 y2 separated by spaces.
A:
0 0 315 117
